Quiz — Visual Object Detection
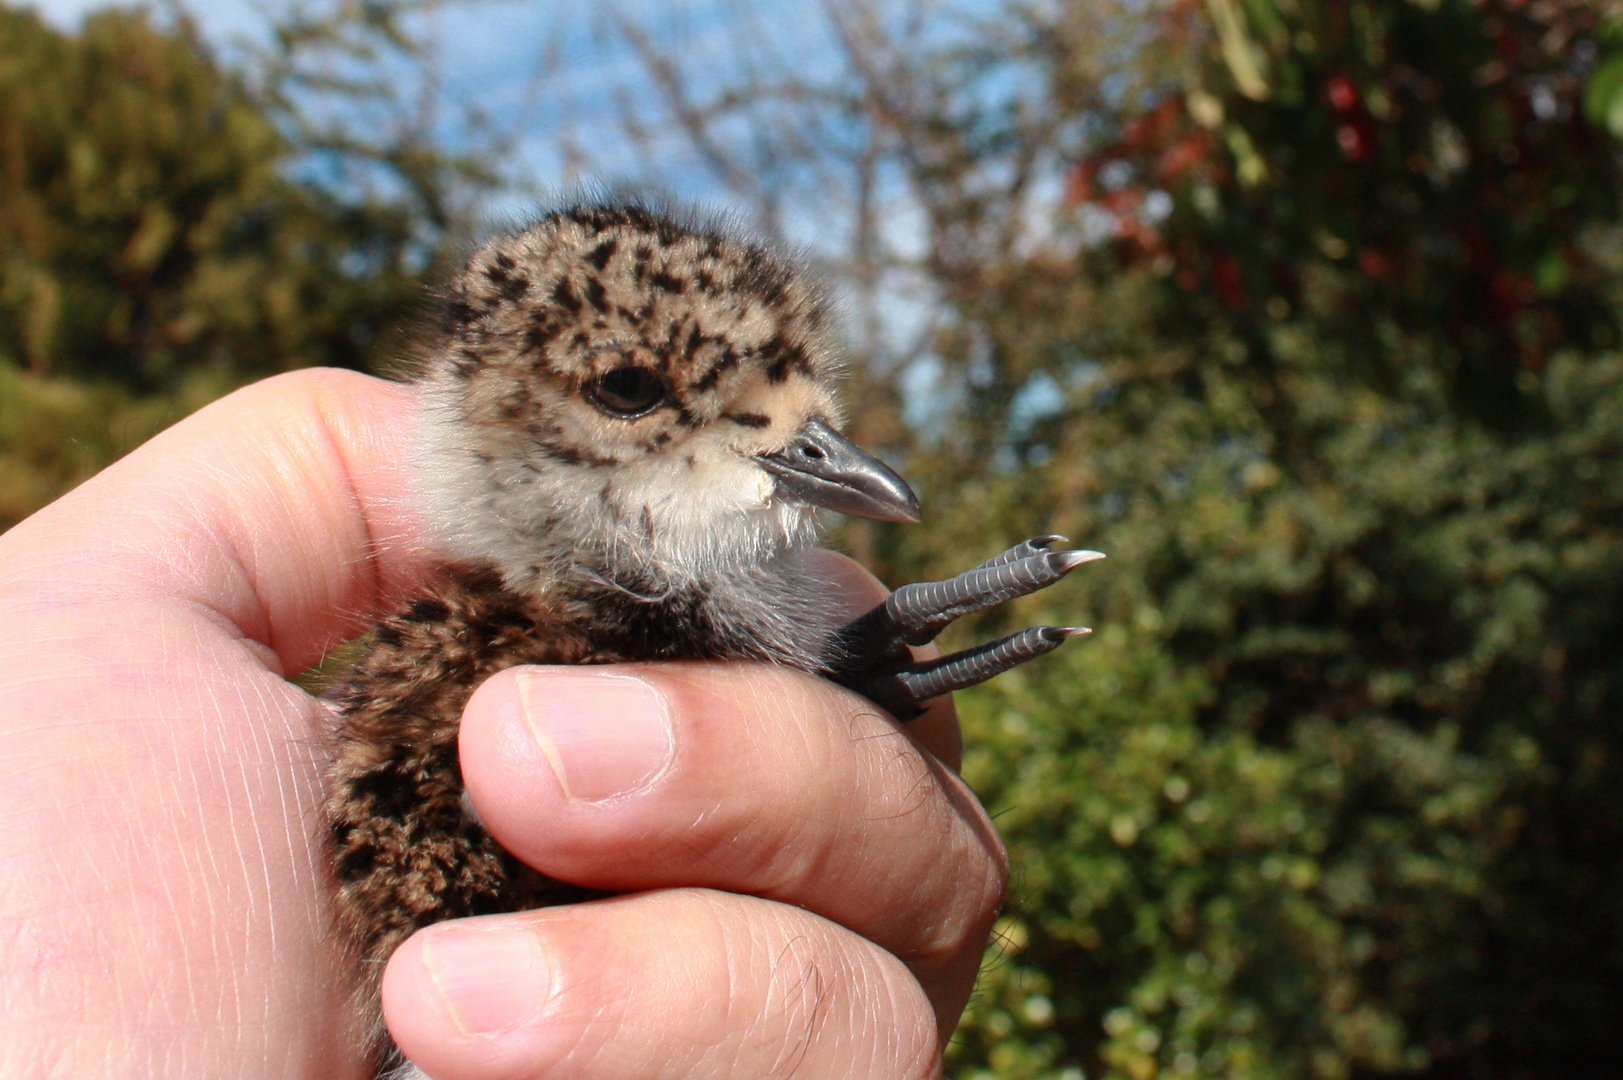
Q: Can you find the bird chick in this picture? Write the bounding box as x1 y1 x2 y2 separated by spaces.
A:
324 201 1100 1077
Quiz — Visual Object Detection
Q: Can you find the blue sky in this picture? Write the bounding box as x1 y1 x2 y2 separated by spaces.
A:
23 0 261 40
16 0 912 298
18 0 838 206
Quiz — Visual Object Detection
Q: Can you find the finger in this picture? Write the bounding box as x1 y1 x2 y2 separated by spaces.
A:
459 660 1006 1031
0 368 428 675
381 890 944 1080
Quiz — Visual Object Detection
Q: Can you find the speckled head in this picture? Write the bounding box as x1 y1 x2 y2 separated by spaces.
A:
412 201 914 604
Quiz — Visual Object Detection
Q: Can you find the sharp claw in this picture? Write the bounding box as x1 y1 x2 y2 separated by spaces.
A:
1047 550 1107 574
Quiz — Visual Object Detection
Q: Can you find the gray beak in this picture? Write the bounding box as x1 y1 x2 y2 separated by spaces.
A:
756 417 922 524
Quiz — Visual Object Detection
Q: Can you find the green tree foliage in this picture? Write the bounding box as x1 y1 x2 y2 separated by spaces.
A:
905 2 1623 1077
0 0 496 529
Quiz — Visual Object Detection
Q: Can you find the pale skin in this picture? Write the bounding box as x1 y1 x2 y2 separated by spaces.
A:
0 368 1007 1079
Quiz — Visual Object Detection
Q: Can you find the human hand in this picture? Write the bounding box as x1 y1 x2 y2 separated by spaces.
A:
0 369 1006 1079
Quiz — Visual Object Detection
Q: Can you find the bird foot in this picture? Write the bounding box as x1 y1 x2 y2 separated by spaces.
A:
830 536 1104 720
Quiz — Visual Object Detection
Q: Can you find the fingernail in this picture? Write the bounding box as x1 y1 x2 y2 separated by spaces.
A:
516 669 674 803
422 922 552 1035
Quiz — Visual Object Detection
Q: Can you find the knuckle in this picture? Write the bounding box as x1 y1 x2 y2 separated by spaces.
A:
747 913 941 1080
692 893 942 1079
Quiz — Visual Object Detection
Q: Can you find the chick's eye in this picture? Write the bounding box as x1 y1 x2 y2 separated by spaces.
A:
587 365 667 418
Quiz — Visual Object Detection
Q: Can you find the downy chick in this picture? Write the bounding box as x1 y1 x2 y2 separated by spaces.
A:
325 200 1099 1076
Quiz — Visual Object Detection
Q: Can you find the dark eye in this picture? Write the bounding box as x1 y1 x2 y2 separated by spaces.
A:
586 366 667 418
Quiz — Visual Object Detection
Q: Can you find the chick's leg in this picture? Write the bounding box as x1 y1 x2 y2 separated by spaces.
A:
830 537 1103 720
